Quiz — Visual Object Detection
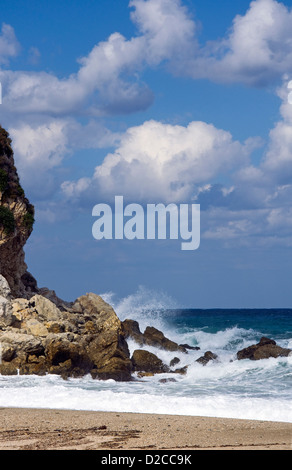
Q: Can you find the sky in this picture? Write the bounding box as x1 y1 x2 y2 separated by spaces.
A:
1 0 292 308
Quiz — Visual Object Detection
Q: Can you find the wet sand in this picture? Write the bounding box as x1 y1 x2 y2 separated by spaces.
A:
0 408 291 450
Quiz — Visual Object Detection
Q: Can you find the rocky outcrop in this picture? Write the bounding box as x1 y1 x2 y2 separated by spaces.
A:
196 350 218 366
237 337 291 361
0 292 132 381
143 326 187 353
122 319 144 346
131 350 169 374
122 320 188 353
0 126 37 298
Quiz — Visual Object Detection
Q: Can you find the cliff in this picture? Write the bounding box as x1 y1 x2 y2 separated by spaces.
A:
0 126 37 298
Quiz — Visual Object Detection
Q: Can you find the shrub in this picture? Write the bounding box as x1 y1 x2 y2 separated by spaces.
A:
0 206 15 234
22 211 35 231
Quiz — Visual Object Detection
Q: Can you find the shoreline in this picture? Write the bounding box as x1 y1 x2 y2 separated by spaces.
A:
0 407 291 450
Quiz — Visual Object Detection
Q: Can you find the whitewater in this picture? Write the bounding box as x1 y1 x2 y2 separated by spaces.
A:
0 286 291 423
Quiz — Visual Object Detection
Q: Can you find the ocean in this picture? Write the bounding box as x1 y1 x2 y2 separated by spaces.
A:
0 287 291 423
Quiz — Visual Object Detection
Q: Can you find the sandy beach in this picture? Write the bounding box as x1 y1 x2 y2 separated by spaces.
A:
0 407 291 450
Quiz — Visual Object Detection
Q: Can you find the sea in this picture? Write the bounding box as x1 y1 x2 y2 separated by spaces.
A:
0 287 291 423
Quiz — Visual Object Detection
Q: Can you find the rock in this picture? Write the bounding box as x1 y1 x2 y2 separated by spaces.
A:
0 275 14 327
25 319 49 337
122 320 187 353
76 293 132 381
173 365 188 375
159 378 177 383
237 337 292 361
131 349 169 374
0 295 14 327
0 292 133 381
143 326 187 353
122 319 144 346
0 126 36 298
38 287 72 311
0 331 45 357
169 357 180 367
179 343 200 351
0 274 11 298
196 351 218 366
44 334 93 379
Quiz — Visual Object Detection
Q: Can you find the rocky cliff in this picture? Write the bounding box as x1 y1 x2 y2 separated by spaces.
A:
0 126 36 298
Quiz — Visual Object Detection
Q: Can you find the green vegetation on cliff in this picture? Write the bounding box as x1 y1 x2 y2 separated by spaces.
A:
0 206 15 235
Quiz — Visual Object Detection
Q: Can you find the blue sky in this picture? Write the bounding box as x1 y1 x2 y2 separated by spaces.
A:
1 0 292 308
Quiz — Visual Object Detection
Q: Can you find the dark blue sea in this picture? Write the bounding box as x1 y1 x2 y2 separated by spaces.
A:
1 287 291 422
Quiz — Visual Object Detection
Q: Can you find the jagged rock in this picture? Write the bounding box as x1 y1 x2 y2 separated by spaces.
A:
0 274 11 298
0 127 36 298
0 274 14 327
122 320 187 353
122 319 144 346
196 350 218 366
0 296 13 328
131 349 169 374
179 343 200 351
143 326 187 353
169 357 180 367
0 292 133 381
237 337 292 361
38 287 72 310
73 293 132 380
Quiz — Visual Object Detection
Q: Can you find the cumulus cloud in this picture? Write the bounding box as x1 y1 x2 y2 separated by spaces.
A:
8 118 120 197
0 0 195 116
61 119 252 203
1 0 292 247
182 0 292 86
200 79 292 244
1 0 292 121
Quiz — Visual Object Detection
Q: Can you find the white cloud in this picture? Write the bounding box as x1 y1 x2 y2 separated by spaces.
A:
0 0 195 116
1 0 292 122
129 0 196 65
1 0 291 122
181 0 292 86
1 0 292 248
8 118 120 196
61 119 251 203
0 23 20 64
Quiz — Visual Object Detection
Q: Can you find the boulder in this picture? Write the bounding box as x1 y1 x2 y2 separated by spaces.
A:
131 349 169 374
0 275 14 327
237 337 292 361
75 293 132 381
122 319 144 346
0 292 133 381
122 320 188 353
169 356 180 367
0 274 11 299
143 326 187 353
196 351 218 366
179 343 200 351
